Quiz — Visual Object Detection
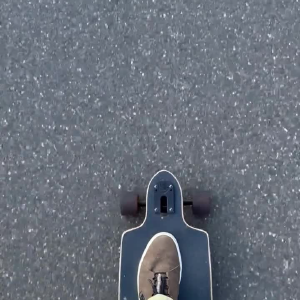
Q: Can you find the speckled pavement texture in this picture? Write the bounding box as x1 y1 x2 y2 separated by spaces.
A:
1 0 300 299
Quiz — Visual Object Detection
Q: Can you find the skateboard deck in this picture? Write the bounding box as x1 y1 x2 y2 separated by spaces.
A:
119 170 212 300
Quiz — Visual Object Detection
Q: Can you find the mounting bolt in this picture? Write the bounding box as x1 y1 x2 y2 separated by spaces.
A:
169 185 173 190
154 185 158 191
154 207 158 212
169 207 173 212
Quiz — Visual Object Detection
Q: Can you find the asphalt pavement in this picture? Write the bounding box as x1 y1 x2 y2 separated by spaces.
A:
1 0 300 299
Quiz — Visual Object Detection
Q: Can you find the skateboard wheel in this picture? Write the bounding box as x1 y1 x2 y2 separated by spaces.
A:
120 191 139 216
191 191 211 217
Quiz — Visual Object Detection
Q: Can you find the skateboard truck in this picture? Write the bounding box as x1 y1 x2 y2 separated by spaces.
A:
120 178 211 217
153 181 175 214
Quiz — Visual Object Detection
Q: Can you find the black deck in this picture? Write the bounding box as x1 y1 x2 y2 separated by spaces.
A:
119 170 212 300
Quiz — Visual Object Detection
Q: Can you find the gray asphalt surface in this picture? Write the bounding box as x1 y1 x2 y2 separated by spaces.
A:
1 0 300 299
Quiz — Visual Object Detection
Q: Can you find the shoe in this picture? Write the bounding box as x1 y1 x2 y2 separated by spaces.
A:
137 232 182 300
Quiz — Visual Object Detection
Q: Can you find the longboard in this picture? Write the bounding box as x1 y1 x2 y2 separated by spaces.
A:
119 170 212 300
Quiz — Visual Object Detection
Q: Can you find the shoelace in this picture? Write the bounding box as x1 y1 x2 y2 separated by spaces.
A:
150 272 169 296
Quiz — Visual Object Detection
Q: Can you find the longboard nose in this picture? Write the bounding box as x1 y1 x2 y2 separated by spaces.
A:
145 170 184 221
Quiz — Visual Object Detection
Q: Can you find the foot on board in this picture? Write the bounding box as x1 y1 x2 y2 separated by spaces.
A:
138 232 182 300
